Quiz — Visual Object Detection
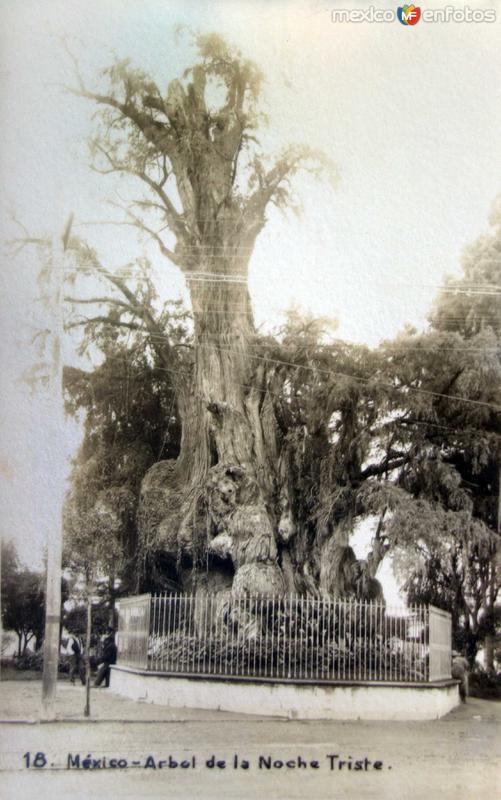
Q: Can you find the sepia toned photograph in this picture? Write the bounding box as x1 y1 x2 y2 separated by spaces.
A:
0 1 500 797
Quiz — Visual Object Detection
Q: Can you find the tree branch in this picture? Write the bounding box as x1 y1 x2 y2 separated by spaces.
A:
71 82 171 153
106 204 181 266
66 316 150 334
136 171 188 243
64 295 133 310
63 242 173 358
360 456 409 480
90 141 188 246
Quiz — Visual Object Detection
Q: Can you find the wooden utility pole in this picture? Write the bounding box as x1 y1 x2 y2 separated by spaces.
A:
84 577 92 717
40 216 73 720
485 462 501 673
498 462 501 536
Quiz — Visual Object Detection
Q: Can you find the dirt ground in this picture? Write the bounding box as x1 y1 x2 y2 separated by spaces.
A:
0 679 500 800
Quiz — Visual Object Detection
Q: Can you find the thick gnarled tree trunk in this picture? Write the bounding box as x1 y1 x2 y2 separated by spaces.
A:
77 35 379 601
140 249 289 595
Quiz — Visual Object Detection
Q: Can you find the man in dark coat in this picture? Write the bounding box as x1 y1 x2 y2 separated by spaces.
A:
67 632 86 685
451 651 469 702
94 628 118 688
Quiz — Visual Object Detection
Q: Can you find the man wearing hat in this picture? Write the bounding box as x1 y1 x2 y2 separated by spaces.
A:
65 631 86 686
451 650 469 702
94 627 118 688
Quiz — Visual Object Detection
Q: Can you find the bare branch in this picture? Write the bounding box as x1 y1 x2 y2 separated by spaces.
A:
64 238 176 367
360 456 409 480
66 316 150 333
135 170 188 242
64 295 135 311
71 82 171 154
7 234 50 255
107 202 180 266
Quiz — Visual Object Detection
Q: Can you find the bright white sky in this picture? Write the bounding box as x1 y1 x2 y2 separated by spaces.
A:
1 0 500 603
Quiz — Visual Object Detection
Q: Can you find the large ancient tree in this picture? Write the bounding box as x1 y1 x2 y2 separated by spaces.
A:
60 35 500 610
70 34 354 597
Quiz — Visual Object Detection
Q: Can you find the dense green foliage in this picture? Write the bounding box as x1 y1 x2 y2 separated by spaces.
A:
389 209 501 661
1 541 53 655
62 208 501 658
48 36 500 663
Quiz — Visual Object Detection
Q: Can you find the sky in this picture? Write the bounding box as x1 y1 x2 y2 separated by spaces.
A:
1 0 500 602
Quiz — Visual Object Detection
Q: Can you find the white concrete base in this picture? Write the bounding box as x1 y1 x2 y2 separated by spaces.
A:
110 666 459 721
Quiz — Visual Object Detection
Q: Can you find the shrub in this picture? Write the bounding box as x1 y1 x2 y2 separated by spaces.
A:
469 669 501 699
13 651 72 674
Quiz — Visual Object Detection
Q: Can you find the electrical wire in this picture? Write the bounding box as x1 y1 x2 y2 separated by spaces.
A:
81 351 498 440
72 329 501 414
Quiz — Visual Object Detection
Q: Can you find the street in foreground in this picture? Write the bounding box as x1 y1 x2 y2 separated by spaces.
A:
0 681 500 800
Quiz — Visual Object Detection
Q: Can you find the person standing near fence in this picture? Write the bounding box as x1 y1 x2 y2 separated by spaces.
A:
451 651 469 702
66 632 85 685
94 628 117 688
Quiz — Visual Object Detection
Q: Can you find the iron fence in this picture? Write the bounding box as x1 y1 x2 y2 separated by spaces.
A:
117 593 452 683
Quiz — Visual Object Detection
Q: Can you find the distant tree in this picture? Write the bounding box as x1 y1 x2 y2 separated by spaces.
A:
2 541 71 656
63 603 110 640
385 202 501 663
429 193 501 338
1 539 19 596
1 542 45 655
1 540 20 651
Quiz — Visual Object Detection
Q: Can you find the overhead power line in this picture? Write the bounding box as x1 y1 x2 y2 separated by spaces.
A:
77 330 501 414
185 272 247 284
92 351 501 429
194 341 501 413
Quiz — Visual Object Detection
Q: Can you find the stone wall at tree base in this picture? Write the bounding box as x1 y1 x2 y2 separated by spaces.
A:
110 665 459 721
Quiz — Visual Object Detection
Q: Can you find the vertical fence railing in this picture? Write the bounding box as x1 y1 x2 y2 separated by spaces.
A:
428 605 452 681
116 593 151 669
114 594 451 683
